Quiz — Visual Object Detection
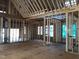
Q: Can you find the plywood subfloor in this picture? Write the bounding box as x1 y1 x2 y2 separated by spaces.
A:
0 40 79 59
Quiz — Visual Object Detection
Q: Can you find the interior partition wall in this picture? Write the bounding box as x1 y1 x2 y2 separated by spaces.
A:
43 16 54 44
66 11 79 54
43 11 79 54
0 17 28 44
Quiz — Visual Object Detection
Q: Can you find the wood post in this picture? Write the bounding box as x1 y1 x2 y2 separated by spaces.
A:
43 17 46 43
66 13 68 52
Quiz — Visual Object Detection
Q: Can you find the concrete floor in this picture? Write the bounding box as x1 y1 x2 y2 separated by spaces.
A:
0 40 79 59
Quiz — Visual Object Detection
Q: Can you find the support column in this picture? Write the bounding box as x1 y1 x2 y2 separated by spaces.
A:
22 20 23 41
66 13 68 52
16 19 18 42
77 11 79 53
46 18 49 44
27 22 30 40
52 19 56 42
46 17 51 44
0 17 4 43
48 18 50 44
43 17 46 43
8 0 11 43
8 18 11 43
23 20 25 41
19 20 21 41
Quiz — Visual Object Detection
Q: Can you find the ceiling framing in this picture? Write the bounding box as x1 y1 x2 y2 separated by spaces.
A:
11 0 79 19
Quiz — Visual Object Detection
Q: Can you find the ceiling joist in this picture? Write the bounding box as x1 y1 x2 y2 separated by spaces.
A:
11 0 78 19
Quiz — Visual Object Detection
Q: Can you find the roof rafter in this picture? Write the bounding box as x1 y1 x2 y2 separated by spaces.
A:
41 0 48 11
46 0 52 11
24 0 34 14
31 0 39 13
56 0 61 9
24 0 33 15
11 0 24 17
34 0 41 11
51 0 57 10
18 0 29 17
58 0 63 8
23 0 32 15
38 0 45 11
27 0 36 13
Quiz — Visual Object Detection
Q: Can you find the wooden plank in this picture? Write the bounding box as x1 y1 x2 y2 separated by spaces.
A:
20 0 31 16
41 0 48 11
51 0 57 10
22 0 32 15
58 0 63 8
27 0 36 13
43 16 46 43
56 0 61 9
11 0 24 17
27 5 79 19
34 0 41 11
66 12 68 52
61 0 65 7
24 0 34 14
14 0 26 17
0 13 24 19
31 0 39 13
24 0 33 15
38 0 45 11
47 0 52 10
18 0 30 17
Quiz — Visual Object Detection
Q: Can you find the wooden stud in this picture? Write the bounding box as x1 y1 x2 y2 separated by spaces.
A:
17 0 30 17
0 17 4 43
41 0 48 11
51 0 57 10
24 0 33 15
56 0 61 9
43 17 46 43
66 13 68 52
47 0 52 11
8 0 11 43
27 0 36 13
31 0 39 13
24 0 34 14
22 0 32 16
78 11 79 53
58 0 63 8
38 0 45 11
34 0 42 12
11 0 25 17
61 0 65 7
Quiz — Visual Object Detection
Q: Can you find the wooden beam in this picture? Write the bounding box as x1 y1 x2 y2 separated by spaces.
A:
27 0 36 13
27 5 79 19
51 0 57 10
18 0 29 17
61 0 65 7
0 13 24 19
34 0 41 11
11 0 25 17
41 0 48 11
38 0 45 11
66 12 68 52
22 0 32 15
20 0 31 16
31 0 39 13
24 0 34 14
24 0 33 15
58 0 63 8
47 0 52 10
56 0 61 9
